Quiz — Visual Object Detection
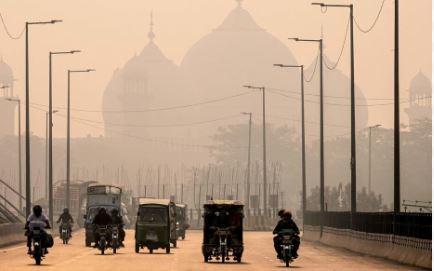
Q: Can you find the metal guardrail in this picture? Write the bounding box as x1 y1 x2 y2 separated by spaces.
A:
304 211 432 240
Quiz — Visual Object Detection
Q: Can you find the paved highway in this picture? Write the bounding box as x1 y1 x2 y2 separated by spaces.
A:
0 230 420 270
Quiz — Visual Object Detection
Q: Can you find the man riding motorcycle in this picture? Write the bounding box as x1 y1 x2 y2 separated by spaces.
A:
110 208 125 247
272 211 300 259
91 208 112 247
25 205 51 255
56 208 74 238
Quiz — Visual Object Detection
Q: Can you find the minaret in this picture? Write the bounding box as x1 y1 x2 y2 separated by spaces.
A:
148 11 155 43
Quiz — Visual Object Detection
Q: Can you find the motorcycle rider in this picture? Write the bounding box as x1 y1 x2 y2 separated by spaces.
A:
56 208 74 238
273 211 300 259
25 205 51 255
110 208 125 247
91 208 112 247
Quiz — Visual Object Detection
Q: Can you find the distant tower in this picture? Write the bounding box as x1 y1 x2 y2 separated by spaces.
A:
405 71 432 129
0 58 17 138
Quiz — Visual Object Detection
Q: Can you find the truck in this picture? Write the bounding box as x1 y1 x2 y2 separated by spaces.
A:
83 184 122 246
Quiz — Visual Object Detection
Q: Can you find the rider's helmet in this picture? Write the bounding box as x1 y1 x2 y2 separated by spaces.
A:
33 205 42 217
278 209 286 218
63 208 69 214
283 211 292 220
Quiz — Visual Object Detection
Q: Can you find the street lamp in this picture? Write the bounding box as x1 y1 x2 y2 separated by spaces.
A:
25 19 62 217
241 112 252 212
368 124 381 194
48 50 80 225
66 69 95 210
45 110 58 201
273 64 307 219
242 85 268 215
5 93 23 212
312 1 358 215
288 37 325 235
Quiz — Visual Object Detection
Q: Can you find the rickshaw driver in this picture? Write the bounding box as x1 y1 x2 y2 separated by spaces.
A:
273 211 300 259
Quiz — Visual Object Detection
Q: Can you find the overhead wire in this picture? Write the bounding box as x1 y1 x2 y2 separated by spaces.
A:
304 53 319 83
354 0 387 34
324 15 350 70
30 91 253 114
0 13 25 40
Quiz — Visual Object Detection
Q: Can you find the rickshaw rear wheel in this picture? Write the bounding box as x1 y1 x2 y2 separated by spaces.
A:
149 248 153 254
166 246 170 254
204 254 209 262
135 242 139 253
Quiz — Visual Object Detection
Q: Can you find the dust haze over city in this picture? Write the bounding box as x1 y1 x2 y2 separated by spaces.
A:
0 0 431 270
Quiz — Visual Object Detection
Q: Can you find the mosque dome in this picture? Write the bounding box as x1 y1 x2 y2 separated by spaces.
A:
102 13 180 138
0 58 13 86
179 0 301 139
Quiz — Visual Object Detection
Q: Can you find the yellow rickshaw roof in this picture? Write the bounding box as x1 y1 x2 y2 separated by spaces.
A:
204 199 244 206
138 198 171 206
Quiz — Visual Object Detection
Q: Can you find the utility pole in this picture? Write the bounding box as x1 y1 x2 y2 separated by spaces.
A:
48 50 79 225
66 69 94 210
25 19 61 217
5 96 22 211
241 112 252 209
243 85 267 214
289 37 324 235
394 0 401 214
274 64 306 216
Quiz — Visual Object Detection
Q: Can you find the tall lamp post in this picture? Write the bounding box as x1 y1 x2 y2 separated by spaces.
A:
66 69 95 210
368 124 381 193
289 37 324 235
312 0 357 216
274 64 307 219
241 112 252 211
45 110 58 200
25 19 62 217
48 50 80 225
242 85 267 215
5 94 22 211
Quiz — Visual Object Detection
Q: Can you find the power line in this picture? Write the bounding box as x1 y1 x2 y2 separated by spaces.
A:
324 15 350 70
0 13 25 40
73 114 243 128
267 87 402 101
354 0 387 34
267 115 349 129
268 89 419 107
31 91 253 114
304 53 319 83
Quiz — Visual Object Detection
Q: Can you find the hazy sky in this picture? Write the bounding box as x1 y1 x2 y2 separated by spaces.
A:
0 0 431 138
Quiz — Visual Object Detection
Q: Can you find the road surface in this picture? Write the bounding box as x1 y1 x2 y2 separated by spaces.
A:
0 230 421 270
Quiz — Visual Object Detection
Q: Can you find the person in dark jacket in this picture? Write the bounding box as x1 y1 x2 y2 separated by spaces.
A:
92 208 112 247
25 205 51 255
272 211 300 259
110 208 125 247
56 208 74 237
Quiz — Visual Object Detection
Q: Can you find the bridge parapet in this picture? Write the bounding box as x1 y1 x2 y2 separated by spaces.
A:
303 211 432 269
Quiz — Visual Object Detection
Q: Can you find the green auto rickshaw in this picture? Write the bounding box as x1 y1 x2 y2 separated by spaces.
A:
135 198 176 254
175 204 189 240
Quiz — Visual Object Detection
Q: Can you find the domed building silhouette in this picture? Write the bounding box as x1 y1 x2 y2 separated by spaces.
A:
405 71 432 129
0 58 17 139
102 13 180 139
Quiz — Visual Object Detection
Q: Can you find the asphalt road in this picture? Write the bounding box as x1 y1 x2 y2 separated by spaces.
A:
0 230 421 270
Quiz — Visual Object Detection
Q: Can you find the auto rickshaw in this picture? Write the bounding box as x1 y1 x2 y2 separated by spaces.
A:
135 198 176 254
175 204 189 240
202 200 244 263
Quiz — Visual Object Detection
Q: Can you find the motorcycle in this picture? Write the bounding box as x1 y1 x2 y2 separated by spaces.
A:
29 227 46 265
279 229 296 267
96 225 109 255
111 225 121 254
60 223 71 244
